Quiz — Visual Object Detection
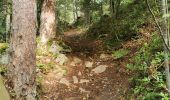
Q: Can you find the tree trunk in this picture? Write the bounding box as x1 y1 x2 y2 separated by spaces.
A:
83 0 91 25
39 0 56 44
8 0 37 99
114 0 121 19
73 0 76 22
6 14 10 42
100 2 103 16
110 0 114 18
162 0 170 96
75 0 78 19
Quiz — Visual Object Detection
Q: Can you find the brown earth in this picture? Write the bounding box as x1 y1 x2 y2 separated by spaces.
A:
37 29 148 100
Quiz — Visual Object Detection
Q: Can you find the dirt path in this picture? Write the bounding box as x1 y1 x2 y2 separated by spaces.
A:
37 29 145 100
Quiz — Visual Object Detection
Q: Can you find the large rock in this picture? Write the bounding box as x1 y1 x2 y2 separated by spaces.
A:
92 65 108 74
49 41 63 54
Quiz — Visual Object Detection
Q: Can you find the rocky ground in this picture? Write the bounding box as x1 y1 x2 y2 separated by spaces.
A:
36 30 147 100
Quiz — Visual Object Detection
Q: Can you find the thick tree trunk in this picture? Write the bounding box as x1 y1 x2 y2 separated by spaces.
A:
8 0 37 99
39 0 56 44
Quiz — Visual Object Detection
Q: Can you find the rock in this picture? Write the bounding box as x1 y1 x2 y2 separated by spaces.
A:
78 71 82 76
36 68 41 73
0 53 9 64
65 97 82 100
69 57 82 67
79 79 89 83
100 53 109 59
85 61 93 68
79 87 90 93
59 78 70 86
73 57 82 64
55 72 65 79
45 58 51 63
92 65 108 74
70 61 76 66
45 80 54 85
72 76 78 84
49 41 63 54
55 54 68 65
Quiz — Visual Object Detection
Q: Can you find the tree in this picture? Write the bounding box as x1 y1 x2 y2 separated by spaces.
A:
162 0 170 96
110 0 121 19
146 0 170 96
8 0 37 99
39 0 56 44
83 0 92 25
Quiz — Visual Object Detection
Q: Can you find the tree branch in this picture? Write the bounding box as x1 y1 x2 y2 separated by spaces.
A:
145 0 170 52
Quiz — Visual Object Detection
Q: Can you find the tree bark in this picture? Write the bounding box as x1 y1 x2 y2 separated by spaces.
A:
39 0 56 44
162 0 170 96
5 0 11 43
110 0 114 18
8 0 37 99
83 0 91 25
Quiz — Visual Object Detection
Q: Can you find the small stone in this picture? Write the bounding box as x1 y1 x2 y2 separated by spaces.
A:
45 58 51 63
85 61 93 68
0 53 9 64
55 54 68 65
72 76 78 84
70 61 76 66
79 87 90 93
79 79 89 83
92 65 108 74
100 53 109 59
59 78 70 86
78 71 82 76
89 74 93 76
73 57 82 64
55 72 64 79
36 68 41 73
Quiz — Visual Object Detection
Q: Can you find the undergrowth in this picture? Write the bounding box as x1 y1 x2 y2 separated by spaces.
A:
127 34 169 99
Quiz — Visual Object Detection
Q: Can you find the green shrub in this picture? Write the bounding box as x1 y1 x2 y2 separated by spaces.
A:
0 65 7 75
127 34 168 99
0 43 8 54
112 49 130 59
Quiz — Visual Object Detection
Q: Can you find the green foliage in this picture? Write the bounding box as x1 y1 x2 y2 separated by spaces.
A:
37 62 55 73
86 15 113 39
112 49 129 59
0 43 8 54
127 34 168 99
0 65 6 75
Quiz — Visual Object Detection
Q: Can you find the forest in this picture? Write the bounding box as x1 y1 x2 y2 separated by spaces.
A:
0 0 170 100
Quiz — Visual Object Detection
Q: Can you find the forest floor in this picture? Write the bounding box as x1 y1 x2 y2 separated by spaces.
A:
37 29 147 100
